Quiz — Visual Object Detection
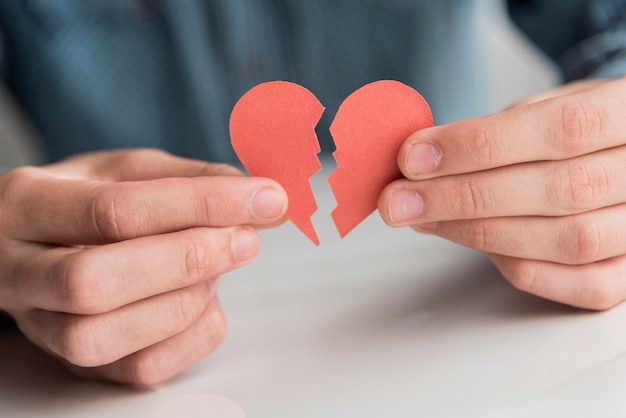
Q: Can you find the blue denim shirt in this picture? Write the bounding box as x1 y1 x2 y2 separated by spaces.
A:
0 0 624 164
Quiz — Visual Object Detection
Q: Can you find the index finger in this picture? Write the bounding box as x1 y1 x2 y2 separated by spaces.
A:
46 149 244 181
399 77 626 180
0 168 286 245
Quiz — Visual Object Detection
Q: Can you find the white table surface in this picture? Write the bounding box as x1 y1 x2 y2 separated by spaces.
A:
2 167 626 418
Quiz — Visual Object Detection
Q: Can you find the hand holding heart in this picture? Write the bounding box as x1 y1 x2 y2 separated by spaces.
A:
0 150 287 385
234 77 626 311
379 77 626 310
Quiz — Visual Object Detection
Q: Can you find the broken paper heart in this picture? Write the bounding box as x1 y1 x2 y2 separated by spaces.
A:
229 80 433 245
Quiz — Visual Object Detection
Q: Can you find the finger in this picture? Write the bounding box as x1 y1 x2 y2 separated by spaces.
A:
415 204 626 265
46 149 243 181
12 226 258 314
487 253 626 310
380 145 626 225
508 79 609 108
19 279 218 369
64 297 227 385
0 167 286 244
398 77 626 180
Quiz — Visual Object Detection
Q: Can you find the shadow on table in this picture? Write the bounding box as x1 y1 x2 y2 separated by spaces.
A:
397 257 578 318
326 254 584 340
0 333 245 417
0 333 148 412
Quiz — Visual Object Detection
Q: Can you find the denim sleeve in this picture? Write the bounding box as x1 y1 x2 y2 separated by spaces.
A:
509 0 626 81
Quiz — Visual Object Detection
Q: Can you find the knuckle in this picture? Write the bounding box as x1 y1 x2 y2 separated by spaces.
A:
91 189 139 241
122 301 227 386
555 99 603 155
586 280 620 311
170 287 202 330
195 302 228 354
123 148 169 165
199 192 232 225
123 149 170 175
183 238 214 283
212 307 228 343
575 263 623 311
0 165 40 185
123 353 163 386
0 167 40 225
465 219 493 251
578 272 623 311
504 260 539 295
554 160 608 212
55 317 104 367
133 148 169 160
559 217 605 264
453 178 488 218
204 305 228 348
56 254 105 314
0 166 39 194
466 125 497 167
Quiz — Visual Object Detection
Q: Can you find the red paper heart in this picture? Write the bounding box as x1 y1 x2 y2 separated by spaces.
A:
229 80 433 244
230 81 324 245
329 80 434 237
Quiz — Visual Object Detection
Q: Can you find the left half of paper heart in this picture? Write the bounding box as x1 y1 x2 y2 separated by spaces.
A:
230 81 325 245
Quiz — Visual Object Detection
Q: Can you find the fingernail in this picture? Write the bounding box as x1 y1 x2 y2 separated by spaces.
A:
249 187 285 220
406 142 442 175
231 228 259 263
389 189 424 224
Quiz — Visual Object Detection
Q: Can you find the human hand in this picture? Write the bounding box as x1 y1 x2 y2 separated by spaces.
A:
0 149 287 384
379 77 626 310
